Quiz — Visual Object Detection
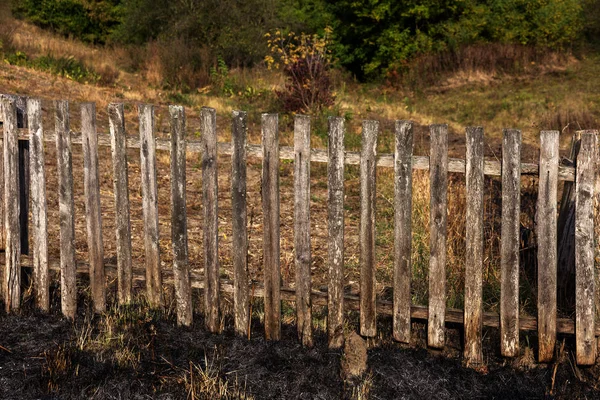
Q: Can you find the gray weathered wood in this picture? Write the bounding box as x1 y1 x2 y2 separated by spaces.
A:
294 114 312 347
536 130 559 363
170 105 192 326
202 107 220 333
138 104 163 307
428 124 448 349
327 117 345 348
55 100 76 319
393 120 413 344
231 110 249 337
575 130 597 365
1 96 21 312
28 98 49 311
464 126 484 366
81 103 106 313
262 113 281 341
500 128 521 357
360 120 378 337
108 103 133 305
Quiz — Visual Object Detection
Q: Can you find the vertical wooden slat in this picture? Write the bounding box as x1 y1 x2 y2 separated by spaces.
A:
360 120 378 337
55 100 76 319
201 107 220 333
81 103 106 313
536 130 559 363
464 126 484 365
108 103 133 305
231 110 249 337
1 96 21 312
327 117 345 348
393 120 413 343
428 124 448 349
170 105 193 326
28 98 49 311
294 114 312 347
575 130 597 366
262 113 281 341
138 104 163 307
501 128 521 357
16 96 29 257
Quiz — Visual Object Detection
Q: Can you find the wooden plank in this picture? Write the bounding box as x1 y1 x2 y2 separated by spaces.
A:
536 130 559 363
500 128 521 357
393 120 413 343
1 96 21 312
327 116 345 348
464 126 484 366
28 98 49 311
575 130 597 365
428 124 449 349
202 107 220 333
81 103 106 313
55 100 76 319
3 130 579 182
294 114 312 347
108 103 133 305
262 113 281 341
360 120 378 337
231 110 249 337
138 104 163 307
169 105 193 326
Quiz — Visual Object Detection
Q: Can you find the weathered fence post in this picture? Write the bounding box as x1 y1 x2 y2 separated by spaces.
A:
55 100 77 319
202 107 220 333
464 126 484 366
428 124 448 349
575 130 597 365
28 98 49 311
82 103 106 313
327 116 345 348
360 120 378 337
108 103 133 305
393 120 413 344
536 130 559 363
1 96 21 312
170 105 193 326
294 115 312 346
139 104 163 307
500 128 521 357
232 110 249 337
262 113 281 340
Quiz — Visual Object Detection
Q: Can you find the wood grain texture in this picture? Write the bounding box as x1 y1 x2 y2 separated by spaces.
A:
138 104 163 307
464 126 484 366
294 114 312 347
501 128 521 357
1 96 21 312
27 98 49 311
55 100 76 319
575 130 597 365
428 124 448 349
327 117 345 348
393 120 413 343
108 103 133 305
231 110 249 337
262 113 281 341
169 105 192 326
536 130 559 363
81 103 106 313
360 120 378 337
202 107 220 333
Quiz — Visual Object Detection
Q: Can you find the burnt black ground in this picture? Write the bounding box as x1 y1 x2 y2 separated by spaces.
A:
0 309 599 400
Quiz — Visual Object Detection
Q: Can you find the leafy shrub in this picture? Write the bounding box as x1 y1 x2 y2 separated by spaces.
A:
266 28 334 113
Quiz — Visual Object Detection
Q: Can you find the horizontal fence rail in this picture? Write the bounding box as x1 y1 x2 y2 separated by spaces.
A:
0 94 597 369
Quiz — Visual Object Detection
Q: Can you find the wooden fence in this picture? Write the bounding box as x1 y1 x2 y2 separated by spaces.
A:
0 94 598 367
